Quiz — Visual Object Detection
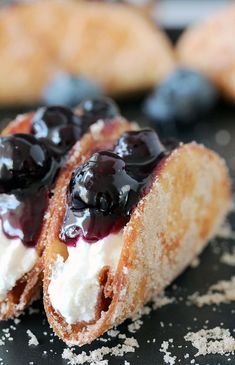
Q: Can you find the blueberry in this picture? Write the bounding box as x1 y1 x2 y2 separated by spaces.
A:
143 68 218 125
60 128 169 243
114 129 163 165
0 134 51 193
61 151 139 242
77 96 120 131
43 73 103 107
69 151 138 214
32 106 81 155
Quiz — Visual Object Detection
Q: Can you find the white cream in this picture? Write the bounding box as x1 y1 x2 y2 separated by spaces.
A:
48 232 123 324
0 228 38 301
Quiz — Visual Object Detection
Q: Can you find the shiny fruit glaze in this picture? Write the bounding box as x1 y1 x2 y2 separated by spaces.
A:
60 129 170 244
0 98 120 246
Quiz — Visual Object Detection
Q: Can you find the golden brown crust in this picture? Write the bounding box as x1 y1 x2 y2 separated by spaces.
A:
177 5 235 101
43 130 231 345
1 113 34 136
0 0 175 105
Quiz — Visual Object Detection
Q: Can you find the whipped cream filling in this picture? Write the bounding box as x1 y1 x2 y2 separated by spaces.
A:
48 232 123 324
0 227 38 301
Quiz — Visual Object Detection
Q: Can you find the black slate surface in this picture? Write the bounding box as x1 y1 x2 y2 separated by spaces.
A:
0 99 234 365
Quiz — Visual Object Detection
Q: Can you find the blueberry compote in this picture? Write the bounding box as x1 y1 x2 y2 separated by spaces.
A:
0 134 57 246
60 129 169 244
31 105 82 157
76 96 120 133
0 98 119 247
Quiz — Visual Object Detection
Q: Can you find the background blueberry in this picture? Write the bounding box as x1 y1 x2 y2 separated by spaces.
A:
143 68 218 127
43 73 103 108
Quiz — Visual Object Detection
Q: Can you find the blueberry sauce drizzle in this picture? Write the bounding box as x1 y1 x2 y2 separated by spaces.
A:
60 129 175 245
0 97 120 247
0 134 58 247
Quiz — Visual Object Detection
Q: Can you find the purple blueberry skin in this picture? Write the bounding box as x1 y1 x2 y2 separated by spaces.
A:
42 73 103 108
143 68 218 125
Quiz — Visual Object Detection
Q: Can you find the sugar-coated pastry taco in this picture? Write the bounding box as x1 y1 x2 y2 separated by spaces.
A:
0 0 174 106
0 97 121 319
177 4 235 101
43 120 231 346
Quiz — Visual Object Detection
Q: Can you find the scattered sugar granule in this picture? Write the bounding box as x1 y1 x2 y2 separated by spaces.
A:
160 340 177 365
124 361 130 365
107 329 119 338
216 222 235 239
118 334 126 340
27 330 39 346
184 327 235 356
152 292 175 309
188 276 235 307
126 304 151 335
190 257 200 268
128 319 143 333
62 336 139 365
221 248 235 266
13 318 21 325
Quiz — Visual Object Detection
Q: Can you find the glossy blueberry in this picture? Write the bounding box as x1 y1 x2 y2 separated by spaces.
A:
143 68 218 125
61 151 139 242
70 151 138 214
77 96 120 131
43 73 102 107
32 106 81 155
61 128 172 243
114 129 163 166
0 134 51 193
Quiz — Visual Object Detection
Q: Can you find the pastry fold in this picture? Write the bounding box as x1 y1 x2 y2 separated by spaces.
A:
0 0 174 105
43 123 231 346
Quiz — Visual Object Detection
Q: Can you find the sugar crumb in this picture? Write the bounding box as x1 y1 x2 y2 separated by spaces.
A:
221 248 235 266
190 257 200 268
188 276 235 307
185 327 235 356
160 340 177 365
152 292 175 310
27 330 39 346
216 222 235 239
62 335 139 364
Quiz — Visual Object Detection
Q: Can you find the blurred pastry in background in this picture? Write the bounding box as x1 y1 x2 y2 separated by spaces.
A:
177 5 235 102
0 0 175 106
